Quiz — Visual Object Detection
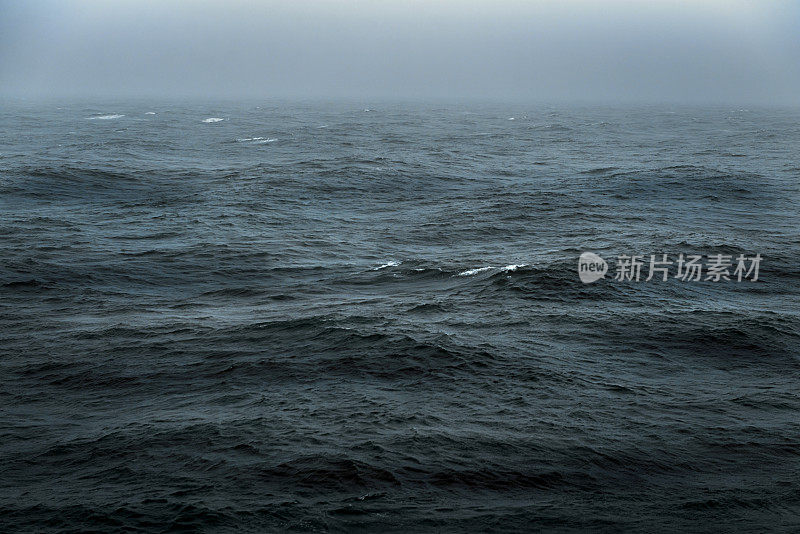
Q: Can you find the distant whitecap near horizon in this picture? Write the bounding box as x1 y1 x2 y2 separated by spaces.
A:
144 112 156 115
86 114 124 120
202 117 224 123
236 137 277 143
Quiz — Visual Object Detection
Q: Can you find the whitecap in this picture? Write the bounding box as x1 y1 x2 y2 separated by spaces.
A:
458 266 493 276
373 260 400 270
203 117 224 123
508 117 515 121
236 137 277 144
86 114 124 120
145 112 156 115
502 264 527 272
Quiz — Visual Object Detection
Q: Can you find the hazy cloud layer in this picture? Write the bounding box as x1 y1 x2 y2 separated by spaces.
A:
1 0 798 103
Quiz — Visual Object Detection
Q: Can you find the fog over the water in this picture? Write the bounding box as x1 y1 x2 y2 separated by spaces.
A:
1 0 799 104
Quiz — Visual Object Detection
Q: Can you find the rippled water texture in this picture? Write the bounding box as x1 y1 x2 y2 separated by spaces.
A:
1 101 799 532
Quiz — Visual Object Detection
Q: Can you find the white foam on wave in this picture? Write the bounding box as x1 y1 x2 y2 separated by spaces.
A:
373 260 400 270
458 266 493 276
87 114 124 120
457 264 528 276
203 117 225 123
236 137 278 145
236 137 277 144
145 112 156 115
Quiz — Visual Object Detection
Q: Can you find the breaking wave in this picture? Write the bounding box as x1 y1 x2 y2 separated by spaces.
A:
86 114 124 120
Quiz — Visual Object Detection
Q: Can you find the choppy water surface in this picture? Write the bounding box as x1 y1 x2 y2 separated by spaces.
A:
1 100 799 532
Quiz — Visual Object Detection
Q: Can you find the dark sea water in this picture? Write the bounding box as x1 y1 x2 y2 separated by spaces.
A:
1 100 799 532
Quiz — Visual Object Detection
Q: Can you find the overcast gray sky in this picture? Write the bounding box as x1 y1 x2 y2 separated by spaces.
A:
1 0 799 104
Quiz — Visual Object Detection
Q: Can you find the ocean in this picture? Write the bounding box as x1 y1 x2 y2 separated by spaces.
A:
1 100 799 532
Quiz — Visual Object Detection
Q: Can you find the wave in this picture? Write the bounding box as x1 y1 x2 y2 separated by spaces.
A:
2 279 46 289
86 114 124 120
262 456 399 490
578 164 777 205
1 163 207 206
202 117 224 123
528 123 572 132
458 266 493 276
69 318 496 383
457 264 527 276
580 166 618 175
558 310 800 363
199 287 267 298
372 260 400 270
236 137 277 144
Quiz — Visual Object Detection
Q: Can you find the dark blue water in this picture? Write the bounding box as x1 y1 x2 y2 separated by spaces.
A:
1 100 799 532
